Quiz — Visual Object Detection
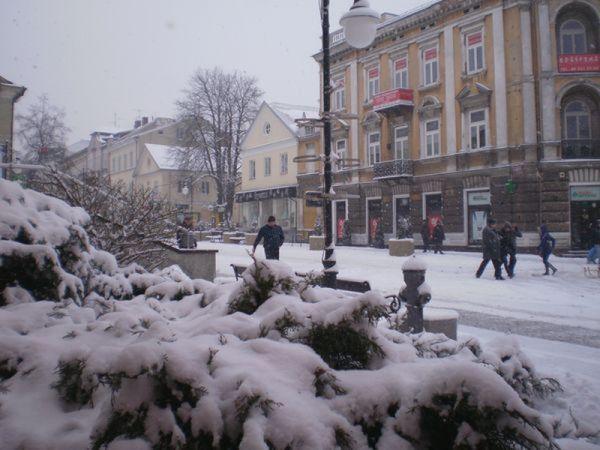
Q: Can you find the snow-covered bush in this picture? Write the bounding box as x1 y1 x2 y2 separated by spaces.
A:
0 180 585 449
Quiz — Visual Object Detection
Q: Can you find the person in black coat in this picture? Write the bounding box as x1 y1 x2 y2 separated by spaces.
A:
538 223 557 275
499 221 522 278
476 218 504 280
420 219 431 253
252 216 285 260
432 221 445 254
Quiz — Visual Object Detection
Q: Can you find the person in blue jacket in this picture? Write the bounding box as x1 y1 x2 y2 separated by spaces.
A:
538 223 557 275
252 216 285 260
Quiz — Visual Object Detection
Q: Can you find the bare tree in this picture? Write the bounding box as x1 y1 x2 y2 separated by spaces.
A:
31 169 177 269
175 68 262 221
16 94 70 165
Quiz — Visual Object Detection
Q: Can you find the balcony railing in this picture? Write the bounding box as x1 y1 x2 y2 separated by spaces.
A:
561 139 600 159
373 159 413 178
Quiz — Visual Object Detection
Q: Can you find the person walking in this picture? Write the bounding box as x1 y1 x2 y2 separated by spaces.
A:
252 216 285 260
538 223 557 275
586 219 600 264
420 219 431 253
432 221 445 254
499 221 522 278
476 218 504 280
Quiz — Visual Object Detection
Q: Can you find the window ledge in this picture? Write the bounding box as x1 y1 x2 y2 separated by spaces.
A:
417 82 441 92
461 68 487 80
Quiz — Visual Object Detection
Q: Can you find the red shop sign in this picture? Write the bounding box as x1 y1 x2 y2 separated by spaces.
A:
368 67 379 78
467 32 482 46
395 58 407 70
424 48 437 60
558 54 600 73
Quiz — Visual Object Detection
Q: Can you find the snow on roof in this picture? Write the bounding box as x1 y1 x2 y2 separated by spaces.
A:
269 102 319 135
66 139 90 155
145 143 184 170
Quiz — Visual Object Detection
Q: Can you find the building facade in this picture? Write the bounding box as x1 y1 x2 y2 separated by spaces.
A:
0 75 26 179
236 102 319 236
305 0 599 250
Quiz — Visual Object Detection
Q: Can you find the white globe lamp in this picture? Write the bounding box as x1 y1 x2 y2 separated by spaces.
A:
340 0 380 49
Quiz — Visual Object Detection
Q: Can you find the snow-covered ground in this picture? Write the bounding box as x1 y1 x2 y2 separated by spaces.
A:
210 242 600 332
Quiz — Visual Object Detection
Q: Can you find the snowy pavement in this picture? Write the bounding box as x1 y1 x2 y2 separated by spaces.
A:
207 242 600 346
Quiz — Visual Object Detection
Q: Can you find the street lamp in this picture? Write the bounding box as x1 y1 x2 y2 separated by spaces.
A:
320 0 380 288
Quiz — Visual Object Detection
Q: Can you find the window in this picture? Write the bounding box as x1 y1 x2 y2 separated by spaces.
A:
366 67 379 100
177 180 184 193
393 57 409 89
280 153 288 175
304 125 315 135
263 122 271 135
394 126 409 160
422 46 438 86
367 132 381 165
560 19 587 54
249 160 256 180
425 119 440 157
333 77 345 110
335 139 347 170
465 31 484 74
469 109 487 149
305 143 316 173
264 157 271 176
201 181 210 194
564 100 591 139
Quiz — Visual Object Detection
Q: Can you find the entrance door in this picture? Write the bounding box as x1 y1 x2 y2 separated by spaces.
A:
466 190 491 245
424 194 442 237
570 185 600 249
394 197 411 238
367 199 382 246
335 201 348 244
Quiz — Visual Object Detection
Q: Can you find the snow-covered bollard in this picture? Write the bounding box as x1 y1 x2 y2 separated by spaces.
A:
399 256 431 334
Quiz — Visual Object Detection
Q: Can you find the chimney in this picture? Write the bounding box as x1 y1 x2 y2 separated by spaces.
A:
134 120 141 129
142 116 149 125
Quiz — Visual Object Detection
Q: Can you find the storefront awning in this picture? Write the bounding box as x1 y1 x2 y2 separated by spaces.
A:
235 185 297 203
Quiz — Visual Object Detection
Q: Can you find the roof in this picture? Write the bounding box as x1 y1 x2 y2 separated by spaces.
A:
268 103 319 135
66 139 90 155
145 144 185 170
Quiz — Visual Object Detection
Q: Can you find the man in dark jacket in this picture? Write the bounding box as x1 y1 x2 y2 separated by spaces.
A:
499 221 522 278
587 220 600 264
420 219 431 253
538 223 557 275
432 221 445 254
476 218 504 280
252 216 285 260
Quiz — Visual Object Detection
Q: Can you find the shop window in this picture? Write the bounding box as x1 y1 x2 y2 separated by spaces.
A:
393 56 409 89
394 126 409 160
469 109 487 149
421 46 438 86
367 131 381 165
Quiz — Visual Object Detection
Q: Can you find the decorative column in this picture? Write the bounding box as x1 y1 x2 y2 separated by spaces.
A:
492 8 508 150
444 25 457 155
520 5 537 149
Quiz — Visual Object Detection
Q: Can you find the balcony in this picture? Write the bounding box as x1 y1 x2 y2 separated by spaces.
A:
373 159 413 179
372 88 414 112
561 139 600 159
558 54 600 73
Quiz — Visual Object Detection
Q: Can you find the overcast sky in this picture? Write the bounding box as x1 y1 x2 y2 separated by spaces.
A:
2 0 424 145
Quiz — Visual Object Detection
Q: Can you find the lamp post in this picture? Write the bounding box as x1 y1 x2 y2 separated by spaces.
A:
320 0 379 287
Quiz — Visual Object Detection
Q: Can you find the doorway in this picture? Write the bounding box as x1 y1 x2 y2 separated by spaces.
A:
334 200 348 244
570 185 600 249
367 198 382 246
394 196 411 238
423 193 442 237
466 190 491 245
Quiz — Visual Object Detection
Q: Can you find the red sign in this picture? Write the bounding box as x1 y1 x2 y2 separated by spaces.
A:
467 32 482 46
368 68 379 79
395 58 407 70
558 54 600 73
372 88 414 111
424 48 437 61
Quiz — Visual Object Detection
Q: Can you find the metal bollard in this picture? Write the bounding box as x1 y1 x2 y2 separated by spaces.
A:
399 257 431 333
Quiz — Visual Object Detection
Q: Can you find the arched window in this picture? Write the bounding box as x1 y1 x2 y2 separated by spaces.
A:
564 100 591 139
560 19 587 54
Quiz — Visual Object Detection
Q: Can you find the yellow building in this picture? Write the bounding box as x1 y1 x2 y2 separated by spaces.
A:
305 0 600 250
236 102 319 237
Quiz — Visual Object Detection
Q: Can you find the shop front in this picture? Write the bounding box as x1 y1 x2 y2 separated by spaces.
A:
570 185 600 249
423 193 443 237
465 189 491 245
235 186 298 233
367 198 383 246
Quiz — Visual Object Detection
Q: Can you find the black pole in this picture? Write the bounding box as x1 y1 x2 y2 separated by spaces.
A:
321 0 338 288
